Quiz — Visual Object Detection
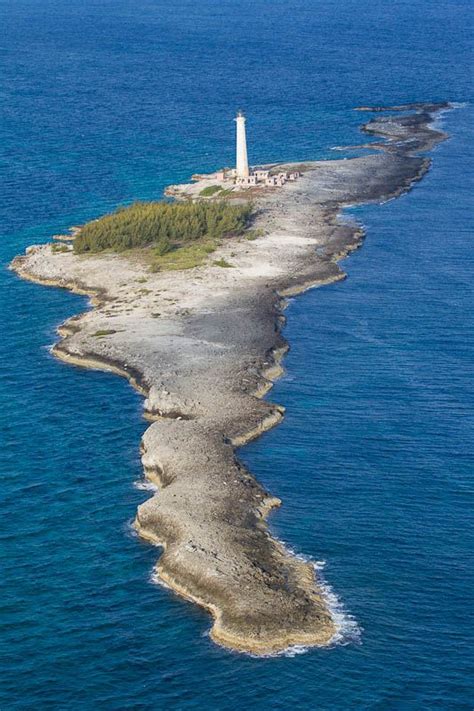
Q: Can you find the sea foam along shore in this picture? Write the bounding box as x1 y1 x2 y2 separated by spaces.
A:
11 103 449 655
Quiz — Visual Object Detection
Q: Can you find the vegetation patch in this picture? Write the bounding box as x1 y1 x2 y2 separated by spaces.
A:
200 185 223 197
73 200 253 256
92 329 118 337
150 241 217 272
213 258 234 268
245 228 265 240
51 242 70 253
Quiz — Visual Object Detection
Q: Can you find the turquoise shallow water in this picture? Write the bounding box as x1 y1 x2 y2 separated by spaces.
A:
1 1 473 708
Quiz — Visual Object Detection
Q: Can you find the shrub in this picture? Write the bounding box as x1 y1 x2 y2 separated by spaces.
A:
154 236 172 256
245 228 265 240
51 242 69 253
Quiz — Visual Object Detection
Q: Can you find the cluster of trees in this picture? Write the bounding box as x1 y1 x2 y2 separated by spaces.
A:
73 200 253 255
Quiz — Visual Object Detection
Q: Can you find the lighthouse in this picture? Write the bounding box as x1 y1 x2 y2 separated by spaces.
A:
235 110 249 178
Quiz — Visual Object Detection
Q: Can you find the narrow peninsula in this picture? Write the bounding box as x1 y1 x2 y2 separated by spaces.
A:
11 104 449 655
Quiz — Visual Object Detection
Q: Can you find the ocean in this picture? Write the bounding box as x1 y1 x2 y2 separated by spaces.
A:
0 0 472 708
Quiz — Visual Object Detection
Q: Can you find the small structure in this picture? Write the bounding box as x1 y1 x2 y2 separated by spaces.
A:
236 174 257 188
265 175 283 187
265 170 301 187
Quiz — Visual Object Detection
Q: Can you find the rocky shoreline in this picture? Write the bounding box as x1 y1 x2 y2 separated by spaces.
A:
11 103 449 655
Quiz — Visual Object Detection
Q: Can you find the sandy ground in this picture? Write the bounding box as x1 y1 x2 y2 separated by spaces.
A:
11 103 449 654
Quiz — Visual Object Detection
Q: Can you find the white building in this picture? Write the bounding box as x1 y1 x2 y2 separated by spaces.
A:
234 111 249 178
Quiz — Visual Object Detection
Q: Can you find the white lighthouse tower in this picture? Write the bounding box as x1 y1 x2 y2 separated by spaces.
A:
234 110 249 178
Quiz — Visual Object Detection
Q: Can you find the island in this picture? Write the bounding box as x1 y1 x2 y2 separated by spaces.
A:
11 103 449 655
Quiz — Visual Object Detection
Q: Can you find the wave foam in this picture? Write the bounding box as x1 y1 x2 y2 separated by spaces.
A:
274 543 361 657
430 102 468 131
133 479 159 491
150 570 170 589
312 559 362 648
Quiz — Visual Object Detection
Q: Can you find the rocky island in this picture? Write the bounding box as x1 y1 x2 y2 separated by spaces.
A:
11 103 449 655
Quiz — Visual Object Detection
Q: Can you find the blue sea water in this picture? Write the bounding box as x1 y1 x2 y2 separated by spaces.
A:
1 0 473 708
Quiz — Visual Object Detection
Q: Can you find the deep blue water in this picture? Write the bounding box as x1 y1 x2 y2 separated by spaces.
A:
1 1 473 708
